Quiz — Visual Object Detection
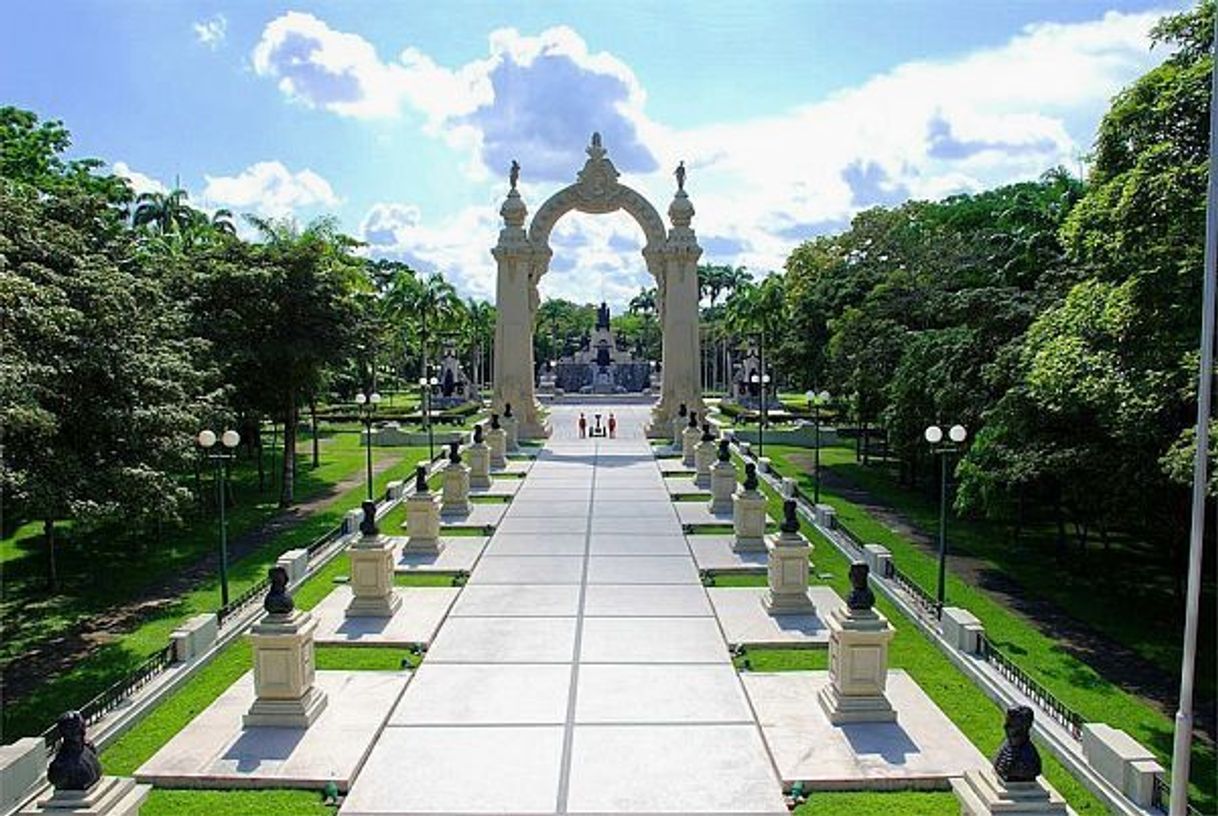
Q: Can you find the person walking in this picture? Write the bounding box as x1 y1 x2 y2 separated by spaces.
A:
608 413 617 439
578 412 587 439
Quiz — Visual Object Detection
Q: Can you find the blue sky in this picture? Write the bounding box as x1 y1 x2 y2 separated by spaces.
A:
1 1 1184 307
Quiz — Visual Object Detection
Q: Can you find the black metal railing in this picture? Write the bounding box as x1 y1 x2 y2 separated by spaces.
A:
1151 774 1206 816
41 642 177 755
834 518 868 555
216 575 271 627
306 526 342 557
978 634 1084 740
883 560 941 620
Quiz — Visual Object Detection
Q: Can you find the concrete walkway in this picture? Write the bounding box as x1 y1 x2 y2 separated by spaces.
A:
342 406 787 815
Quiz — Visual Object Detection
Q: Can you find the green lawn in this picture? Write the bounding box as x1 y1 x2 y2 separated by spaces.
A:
763 445 1216 811
141 789 335 816
2 440 430 739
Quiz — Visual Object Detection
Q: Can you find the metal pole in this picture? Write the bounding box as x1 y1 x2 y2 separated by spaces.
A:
814 400 822 505
1169 12 1218 813
364 409 373 501
427 387 435 460
758 330 766 458
936 449 948 614
217 456 230 607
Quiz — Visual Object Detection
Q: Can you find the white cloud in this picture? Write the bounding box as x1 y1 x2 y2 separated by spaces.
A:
193 14 227 49
112 161 167 196
201 161 340 218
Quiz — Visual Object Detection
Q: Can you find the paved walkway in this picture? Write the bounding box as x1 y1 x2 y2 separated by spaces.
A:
342 407 787 815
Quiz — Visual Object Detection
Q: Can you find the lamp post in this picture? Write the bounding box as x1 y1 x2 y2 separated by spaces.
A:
750 371 772 457
924 423 967 615
354 390 381 501
198 428 240 607
418 375 439 460
805 390 831 504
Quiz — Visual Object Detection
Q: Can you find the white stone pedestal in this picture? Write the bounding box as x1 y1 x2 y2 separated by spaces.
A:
951 769 1070 815
19 777 150 816
732 490 768 552
671 415 686 448
817 605 896 724
763 529 816 615
694 439 716 488
442 462 471 515
487 428 507 469
502 415 519 452
681 425 700 468
467 443 491 489
245 610 328 728
346 534 402 618
404 492 443 553
709 460 736 513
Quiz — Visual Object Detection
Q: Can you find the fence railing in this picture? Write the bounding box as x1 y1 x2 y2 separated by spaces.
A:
1150 774 1205 816
40 642 177 756
215 575 271 627
882 560 942 621
978 634 1084 741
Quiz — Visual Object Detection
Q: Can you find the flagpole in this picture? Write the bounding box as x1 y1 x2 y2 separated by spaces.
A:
1168 11 1218 814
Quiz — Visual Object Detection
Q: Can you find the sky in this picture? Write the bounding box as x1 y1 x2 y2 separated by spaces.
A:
1 0 1187 309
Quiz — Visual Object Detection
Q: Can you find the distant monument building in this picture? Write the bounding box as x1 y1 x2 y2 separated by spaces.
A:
550 301 653 394
433 341 479 409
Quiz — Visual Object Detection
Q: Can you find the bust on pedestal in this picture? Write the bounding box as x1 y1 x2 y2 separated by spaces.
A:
486 414 508 469
671 403 688 449
681 412 701 468
467 424 492 488
346 501 401 618
441 441 471 515
733 463 768 552
763 500 816 615
709 439 736 513
244 567 328 728
404 465 443 553
502 403 520 453
19 712 149 816
817 562 896 724
694 423 716 488
952 707 1069 815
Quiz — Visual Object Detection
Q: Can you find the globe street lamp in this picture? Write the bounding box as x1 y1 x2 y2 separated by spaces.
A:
198 428 240 607
418 376 439 460
354 390 382 501
750 372 772 457
805 390 831 504
924 423 967 615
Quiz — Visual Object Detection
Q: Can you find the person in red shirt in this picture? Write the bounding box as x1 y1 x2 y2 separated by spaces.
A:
578 412 587 438
608 413 617 438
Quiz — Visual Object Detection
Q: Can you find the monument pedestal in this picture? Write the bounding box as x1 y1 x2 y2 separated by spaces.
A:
441 463 471 515
404 492 443 553
694 440 716 488
245 610 328 728
487 429 507 469
502 416 520 452
762 529 816 615
346 534 401 618
467 443 491 488
19 777 150 816
681 426 700 468
817 606 896 724
951 770 1070 815
709 460 736 513
671 415 685 449
732 490 768 552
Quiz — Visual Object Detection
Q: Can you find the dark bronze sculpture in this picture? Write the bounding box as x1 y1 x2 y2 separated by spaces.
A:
718 439 731 462
743 462 759 491
264 566 294 615
473 424 484 444
994 706 1042 783
448 440 462 464
47 711 102 791
675 160 686 191
688 410 698 428
678 403 687 418
359 500 379 537
491 413 500 430
701 423 714 443
780 499 799 533
504 402 513 418
509 159 520 191
846 562 875 611
414 464 428 494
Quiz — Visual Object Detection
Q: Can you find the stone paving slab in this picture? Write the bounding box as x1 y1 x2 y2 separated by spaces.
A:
591 517 687 534
390 663 572 725
689 535 768 573
485 533 588 556
136 671 408 791
657 458 696 474
394 537 487 573
426 616 577 663
675 501 734 527
583 584 714 617
587 534 689 556
575 664 754 724
586 555 700 585
468 555 585 585
449 584 582 617
496 515 589 534
665 477 708 497
440 502 507 529
312 586 459 646
340 725 563 814
708 587 843 648
500 460 534 474
591 487 668 502
742 670 988 788
592 501 678 518
470 479 520 497
565 724 787 814
507 500 590 518
580 617 730 663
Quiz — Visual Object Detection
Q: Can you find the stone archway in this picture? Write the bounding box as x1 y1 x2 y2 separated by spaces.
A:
491 133 706 438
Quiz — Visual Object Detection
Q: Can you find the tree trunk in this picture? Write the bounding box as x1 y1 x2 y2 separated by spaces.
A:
279 400 297 508
310 398 320 469
44 517 58 592
256 423 265 491
270 422 278 488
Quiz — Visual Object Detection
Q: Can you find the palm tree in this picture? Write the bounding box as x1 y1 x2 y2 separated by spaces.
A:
629 287 657 316
132 188 194 234
384 270 463 387
463 298 496 388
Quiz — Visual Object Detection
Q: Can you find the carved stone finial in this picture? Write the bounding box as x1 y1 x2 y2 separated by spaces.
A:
678 403 687 417
675 160 686 192
491 413 501 430
744 462 759 491
688 410 699 428
473 424 484 444
415 464 428 493
509 159 520 191
47 711 102 792
448 440 462 464
847 562 875 611
359 500 379 537
780 499 799 533
994 706 1042 783
717 439 731 462
264 566 294 615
